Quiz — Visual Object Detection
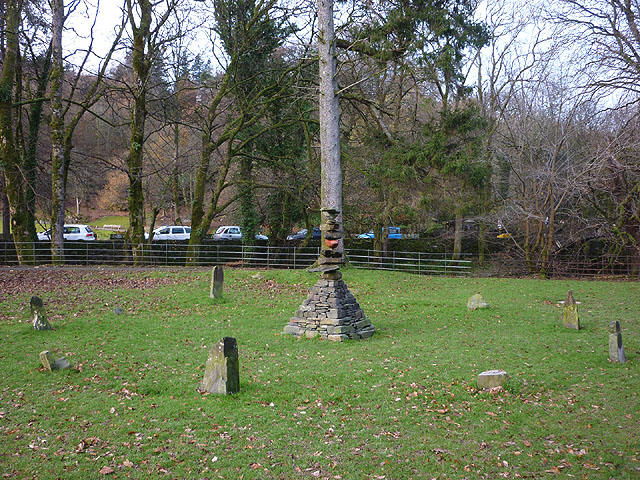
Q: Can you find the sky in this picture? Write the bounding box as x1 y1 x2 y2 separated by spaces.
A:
65 1 126 71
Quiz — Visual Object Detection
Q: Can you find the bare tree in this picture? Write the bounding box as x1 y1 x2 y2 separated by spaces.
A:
123 0 178 263
50 1 125 263
555 0 640 98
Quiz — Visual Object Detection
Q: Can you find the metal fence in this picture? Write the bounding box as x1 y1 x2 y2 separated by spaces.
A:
480 252 640 279
4 241 637 279
0 241 472 275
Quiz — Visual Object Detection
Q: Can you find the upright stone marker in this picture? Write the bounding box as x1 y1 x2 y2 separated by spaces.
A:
30 296 52 331
562 290 580 329
199 337 239 395
608 321 626 363
210 265 224 299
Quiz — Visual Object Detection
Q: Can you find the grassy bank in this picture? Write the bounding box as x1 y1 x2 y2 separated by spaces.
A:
0 269 638 478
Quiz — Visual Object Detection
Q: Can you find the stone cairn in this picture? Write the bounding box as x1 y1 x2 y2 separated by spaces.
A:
30 296 52 331
608 321 626 363
283 210 375 342
283 270 375 341
562 290 580 329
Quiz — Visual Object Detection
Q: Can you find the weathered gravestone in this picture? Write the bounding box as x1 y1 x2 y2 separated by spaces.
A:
30 296 52 331
477 369 508 389
467 293 489 311
39 350 71 371
199 337 239 395
562 290 580 329
608 321 626 363
210 265 224 299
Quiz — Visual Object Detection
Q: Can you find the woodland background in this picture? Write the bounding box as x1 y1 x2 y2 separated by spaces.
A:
0 0 639 274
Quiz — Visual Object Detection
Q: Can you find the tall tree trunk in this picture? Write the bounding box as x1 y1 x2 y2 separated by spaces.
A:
452 207 463 260
478 223 487 264
1 176 10 240
171 123 181 222
0 1 34 263
240 156 258 245
49 0 65 264
126 0 152 265
24 45 52 239
317 0 344 268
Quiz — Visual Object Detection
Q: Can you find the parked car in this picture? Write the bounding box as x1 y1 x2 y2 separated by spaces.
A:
212 226 268 241
357 226 402 239
286 227 321 241
145 225 191 241
37 224 97 241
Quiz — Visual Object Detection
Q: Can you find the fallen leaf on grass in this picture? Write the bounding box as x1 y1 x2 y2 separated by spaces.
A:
76 437 100 453
433 448 452 455
98 466 114 475
545 466 564 474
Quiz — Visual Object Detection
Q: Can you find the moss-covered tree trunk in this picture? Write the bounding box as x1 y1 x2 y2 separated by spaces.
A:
1 177 10 240
49 0 66 264
24 46 52 241
240 156 258 246
125 0 152 265
0 1 34 264
171 123 182 222
452 207 463 260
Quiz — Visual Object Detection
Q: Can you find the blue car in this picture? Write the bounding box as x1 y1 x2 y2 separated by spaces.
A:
287 227 321 241
357 226 402 239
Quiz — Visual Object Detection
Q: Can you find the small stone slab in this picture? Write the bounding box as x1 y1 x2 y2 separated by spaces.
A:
562 290 580 329
608 321 626 363
467 294 489 310
30 296 52 331
210 265 224 299
199 337 239 395
477 370 508 389
39 351 71 371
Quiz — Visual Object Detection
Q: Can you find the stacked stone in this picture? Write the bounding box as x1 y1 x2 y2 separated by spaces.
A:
283 276 375 341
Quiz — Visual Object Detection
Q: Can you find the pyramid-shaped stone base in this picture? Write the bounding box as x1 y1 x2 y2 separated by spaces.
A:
283 276 375 341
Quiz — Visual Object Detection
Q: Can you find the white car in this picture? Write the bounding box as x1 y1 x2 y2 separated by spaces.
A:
145 225 191 241
37 224 97 241
212 226 268 241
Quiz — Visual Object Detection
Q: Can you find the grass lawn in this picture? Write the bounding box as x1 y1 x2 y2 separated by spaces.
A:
0 268 638 479
88 216 130 239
